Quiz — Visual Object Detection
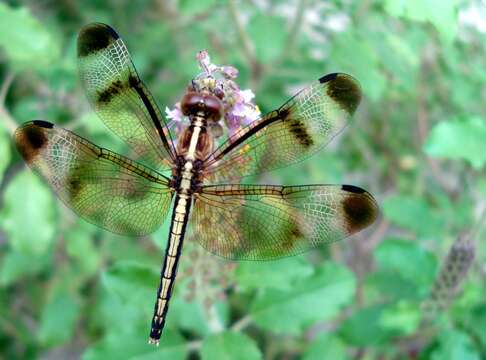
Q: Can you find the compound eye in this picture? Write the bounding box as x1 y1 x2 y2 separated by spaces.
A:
181 92 203 116
181 92 222 121
202 95 222 121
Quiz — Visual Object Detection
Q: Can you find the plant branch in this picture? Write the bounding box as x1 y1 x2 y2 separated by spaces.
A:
228 0 255 65
363 217 389 253
228 0 263 89
231 314 252 332
416 43 456 196
185 314 252 354
187 339 202 353
280 0 307 60
0 72 14 104
0 72 18 134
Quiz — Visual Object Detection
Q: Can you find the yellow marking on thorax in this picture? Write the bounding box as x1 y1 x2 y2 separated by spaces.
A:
180 117 203 191
185 117 203 161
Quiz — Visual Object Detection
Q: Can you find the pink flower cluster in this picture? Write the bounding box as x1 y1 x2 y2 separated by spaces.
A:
165 50 260 138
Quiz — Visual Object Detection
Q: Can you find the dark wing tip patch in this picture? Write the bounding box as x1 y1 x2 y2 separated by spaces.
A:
14 122 50 163
341 188 378 233
342 184 365 194
325 73 362 115
318 73 338 83
77 23 119 57
32 120 54 128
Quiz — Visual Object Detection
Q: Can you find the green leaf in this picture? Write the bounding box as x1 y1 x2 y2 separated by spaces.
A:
83 329 187 360
248 15 287 63
37 286 80 346
303 334 350 360
178 0 217 16
250 262 355 334
65 220 101 276
370 29 422 93
0 127 11 184
94 288 146 336
478 178 486 198
329 31 386 101
0 171 56 255
379 300 421 335
102 261 159 308
464 305 486 349
166 295 210 334
430 329 481 360
235 257 313 291
0 3 60 71
382 195 443 238
150 213 172 251
0 250 50 285
200 331 262 360
365 269 419 303
374 238 437 295
98 260 163 338
339 305 393 346
383 0 459 43
11 96 44 124
424 116 486 169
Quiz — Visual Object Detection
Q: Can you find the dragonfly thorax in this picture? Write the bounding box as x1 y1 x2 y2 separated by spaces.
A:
176 114 214 163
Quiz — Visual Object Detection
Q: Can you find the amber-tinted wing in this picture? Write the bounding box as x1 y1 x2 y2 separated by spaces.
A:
192 183 378 260
77 23 175 171
203 73 361 183
15 121 174 236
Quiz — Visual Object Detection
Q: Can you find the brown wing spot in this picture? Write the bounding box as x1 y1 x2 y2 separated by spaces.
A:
68 178 82 200
77 23 119 57
280 107 314 147
14 123 50 163
288 118 314 147
282 222 304 250
128 74 140 87
326 74 362 115
98 80 125 104
341 189 378 233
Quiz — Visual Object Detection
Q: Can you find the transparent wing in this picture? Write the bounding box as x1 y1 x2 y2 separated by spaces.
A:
77 23 176 171
193 183 378 260
203 73 361 183
15 120 174 236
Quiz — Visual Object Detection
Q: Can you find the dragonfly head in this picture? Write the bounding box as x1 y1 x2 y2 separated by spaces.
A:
180 91 222 122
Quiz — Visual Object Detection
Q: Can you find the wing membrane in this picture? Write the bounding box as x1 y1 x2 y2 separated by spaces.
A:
15 121 173 236
193 183 378 260
204 73 361 182
77 23 175 170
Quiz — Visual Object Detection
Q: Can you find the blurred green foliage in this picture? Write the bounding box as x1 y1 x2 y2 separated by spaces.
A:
0 0 485 359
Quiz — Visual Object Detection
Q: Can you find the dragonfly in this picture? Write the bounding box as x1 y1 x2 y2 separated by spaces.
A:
14 23 378 345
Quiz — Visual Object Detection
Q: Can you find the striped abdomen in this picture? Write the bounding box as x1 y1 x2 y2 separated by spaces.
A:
149 193 192 344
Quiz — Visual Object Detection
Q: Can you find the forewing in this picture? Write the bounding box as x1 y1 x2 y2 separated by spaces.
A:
15 121 174 236
193 184 378 260
77 23 175 171
204 73 361 182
